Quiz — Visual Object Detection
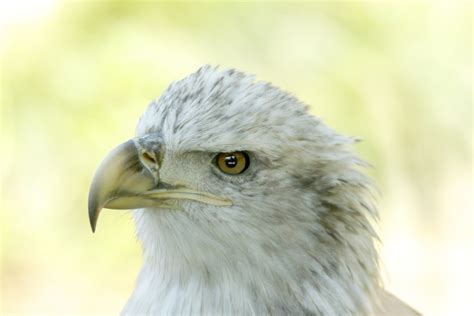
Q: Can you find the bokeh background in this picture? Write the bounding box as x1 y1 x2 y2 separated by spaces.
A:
1 1 472 315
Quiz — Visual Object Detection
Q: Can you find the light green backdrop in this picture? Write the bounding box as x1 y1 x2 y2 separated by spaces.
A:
1 2 472 315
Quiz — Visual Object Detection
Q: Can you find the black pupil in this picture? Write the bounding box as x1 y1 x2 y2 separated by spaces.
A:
224 155 238 168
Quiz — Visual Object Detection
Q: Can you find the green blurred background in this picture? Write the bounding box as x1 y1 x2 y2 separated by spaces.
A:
1 1 472 315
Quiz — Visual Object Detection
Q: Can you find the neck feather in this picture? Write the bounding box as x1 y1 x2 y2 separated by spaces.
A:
123 201 380 315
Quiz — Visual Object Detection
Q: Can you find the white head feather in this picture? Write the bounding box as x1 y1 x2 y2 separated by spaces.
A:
124 66 380 315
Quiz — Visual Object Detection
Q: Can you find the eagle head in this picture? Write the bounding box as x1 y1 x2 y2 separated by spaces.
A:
89 66 385 315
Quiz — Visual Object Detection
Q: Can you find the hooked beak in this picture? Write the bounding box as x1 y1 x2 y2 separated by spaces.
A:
88 138 232 233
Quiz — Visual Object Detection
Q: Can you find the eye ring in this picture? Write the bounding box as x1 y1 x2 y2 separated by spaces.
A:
215 152 250 175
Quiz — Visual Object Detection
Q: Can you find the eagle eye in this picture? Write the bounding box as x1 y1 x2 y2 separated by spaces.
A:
216 152 250 175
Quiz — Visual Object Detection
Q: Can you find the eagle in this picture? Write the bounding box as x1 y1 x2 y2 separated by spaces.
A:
88 66 419 315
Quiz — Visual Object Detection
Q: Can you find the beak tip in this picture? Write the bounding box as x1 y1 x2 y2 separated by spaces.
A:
89 211 97 233
88 200 100 233
89 211 98 233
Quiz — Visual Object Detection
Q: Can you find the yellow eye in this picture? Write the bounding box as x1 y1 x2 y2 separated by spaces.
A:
216 152 250 175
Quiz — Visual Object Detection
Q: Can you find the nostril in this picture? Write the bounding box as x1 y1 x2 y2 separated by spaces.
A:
142 152 156 164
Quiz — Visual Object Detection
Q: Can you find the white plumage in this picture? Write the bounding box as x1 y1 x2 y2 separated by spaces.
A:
88 66 419 315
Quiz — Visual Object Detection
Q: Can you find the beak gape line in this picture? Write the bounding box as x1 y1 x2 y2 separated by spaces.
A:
88 137 232 232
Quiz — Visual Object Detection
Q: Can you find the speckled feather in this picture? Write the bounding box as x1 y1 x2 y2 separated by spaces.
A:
122 66 417 315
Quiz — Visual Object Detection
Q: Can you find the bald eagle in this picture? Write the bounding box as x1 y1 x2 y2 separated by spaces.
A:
88 66 419 315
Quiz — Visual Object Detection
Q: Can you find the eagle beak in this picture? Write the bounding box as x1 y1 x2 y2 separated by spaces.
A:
88 138 232 233
88 140 157 232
